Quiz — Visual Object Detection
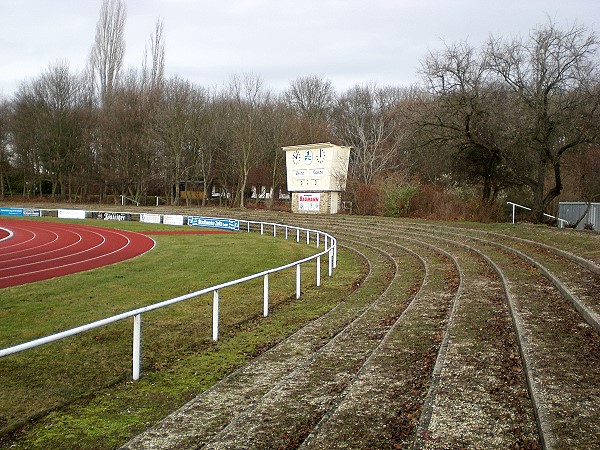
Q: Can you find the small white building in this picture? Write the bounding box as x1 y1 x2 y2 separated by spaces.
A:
282 142 351 214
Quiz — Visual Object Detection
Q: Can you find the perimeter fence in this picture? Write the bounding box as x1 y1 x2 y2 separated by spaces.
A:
0 207 337 380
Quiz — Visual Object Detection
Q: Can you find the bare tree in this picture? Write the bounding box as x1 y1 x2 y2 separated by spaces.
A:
227 73 270 208
565 144 600 227
486 20 600 221
263 96 297 209
209 93 237 206
0 100 9 198
89 0 127 107
192 89 223 206
98 69 154 203
416 21 600 220
154 77 201 205
418 41 514 204
333 83 404 185
284 75 334 142
576 145 600 203
142 19 165 93
10 62 89 200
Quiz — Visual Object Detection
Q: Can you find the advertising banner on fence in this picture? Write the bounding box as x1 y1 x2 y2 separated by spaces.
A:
58 209 86 219
0 208 41 217
187 216 240 231
140 213 161 224
163 214 184 226
298 193 321 212
93 212 131 221
0 207 23 216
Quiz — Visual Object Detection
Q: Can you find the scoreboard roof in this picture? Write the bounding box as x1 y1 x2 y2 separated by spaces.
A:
282 142 351 152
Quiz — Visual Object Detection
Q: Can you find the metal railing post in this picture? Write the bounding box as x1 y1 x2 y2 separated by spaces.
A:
316 233 320 248
273 224 276 237
212 290 219 341
260 223 264 235
263 274 269 316
306 230 310 245
328 247 333 277
132 314 142 381
296 264 301 299
316 256 321 287
333 240 338 269
296 228 300 243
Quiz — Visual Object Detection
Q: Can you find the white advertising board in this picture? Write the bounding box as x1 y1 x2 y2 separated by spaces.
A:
140 213 162 224
58 209 86 219
162 214 184 226
298 193 321 212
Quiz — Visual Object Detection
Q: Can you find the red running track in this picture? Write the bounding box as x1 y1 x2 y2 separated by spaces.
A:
0 219 155 289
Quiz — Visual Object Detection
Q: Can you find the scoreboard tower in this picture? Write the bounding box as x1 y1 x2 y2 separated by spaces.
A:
282 142 351 214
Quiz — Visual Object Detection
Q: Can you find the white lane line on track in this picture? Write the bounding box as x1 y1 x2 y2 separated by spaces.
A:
0 226 39 253
0 230 133 282
0 230 107 274
0 227 14 243
0 228 63 262
0 224 83 264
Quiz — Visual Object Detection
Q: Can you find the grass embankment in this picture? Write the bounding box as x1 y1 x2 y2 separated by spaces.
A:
0 218 367 449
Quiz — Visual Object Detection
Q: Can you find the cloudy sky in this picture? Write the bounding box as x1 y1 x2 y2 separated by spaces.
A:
0 0 598 97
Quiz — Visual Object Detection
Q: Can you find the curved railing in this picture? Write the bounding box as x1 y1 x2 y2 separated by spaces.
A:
0 216 337 380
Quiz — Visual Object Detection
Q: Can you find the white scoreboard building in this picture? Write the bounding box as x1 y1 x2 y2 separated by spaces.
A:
282 143 351 214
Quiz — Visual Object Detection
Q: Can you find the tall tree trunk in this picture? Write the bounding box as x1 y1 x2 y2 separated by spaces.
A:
532 162 547 222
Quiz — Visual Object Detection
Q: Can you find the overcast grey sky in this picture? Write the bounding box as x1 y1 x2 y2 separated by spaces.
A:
0 0 598 98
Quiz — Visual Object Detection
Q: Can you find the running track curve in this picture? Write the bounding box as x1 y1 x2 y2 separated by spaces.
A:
0 219 155 289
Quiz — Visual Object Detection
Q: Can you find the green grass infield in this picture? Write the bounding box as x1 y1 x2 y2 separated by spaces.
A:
0 217 366 449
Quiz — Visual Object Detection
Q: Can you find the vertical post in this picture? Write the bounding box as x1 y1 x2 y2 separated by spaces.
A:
273 225 276 237
316 233 320 248
296 228 300 243
306 230 310 245
156 196 159 206
212 290 219 341
512 203 516 224
285 226 289 240
247 221 250 232
328 247 333 277
333 241 338 269
263 274 269 317
296 264 301 299
316 256 321 287
132 314 142 381
260 223 264 235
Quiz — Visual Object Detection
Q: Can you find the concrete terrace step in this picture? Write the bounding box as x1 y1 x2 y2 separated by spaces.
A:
122 242 402 449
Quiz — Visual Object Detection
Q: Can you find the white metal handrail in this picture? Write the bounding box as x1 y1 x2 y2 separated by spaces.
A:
120 195 140 206
0 217 337 380
507 201 569 226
